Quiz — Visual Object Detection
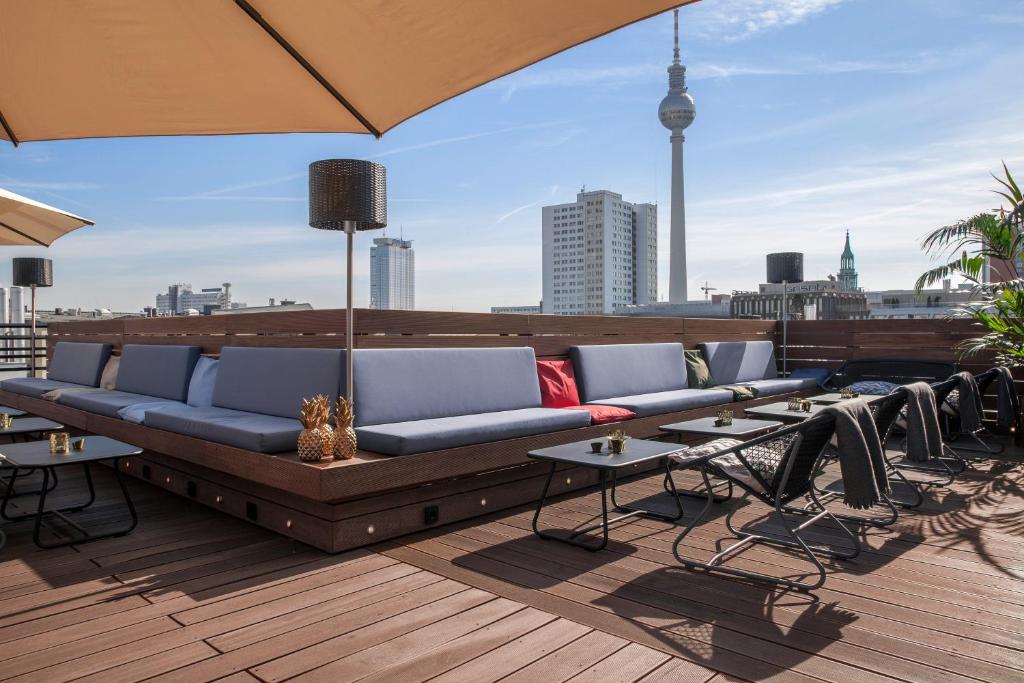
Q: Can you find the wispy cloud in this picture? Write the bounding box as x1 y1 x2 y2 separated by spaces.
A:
495 202 538 225
0 179 100 191
688 0 849 42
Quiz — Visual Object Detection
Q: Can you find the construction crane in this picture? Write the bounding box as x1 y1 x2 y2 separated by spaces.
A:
700 281 717 301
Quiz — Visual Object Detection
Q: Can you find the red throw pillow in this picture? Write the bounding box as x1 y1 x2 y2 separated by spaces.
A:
536 359 581 408
567 404 636 425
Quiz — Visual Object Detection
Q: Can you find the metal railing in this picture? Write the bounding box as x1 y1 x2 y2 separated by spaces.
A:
0 322 47 374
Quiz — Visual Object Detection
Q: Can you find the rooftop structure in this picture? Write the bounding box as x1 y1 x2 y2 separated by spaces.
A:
155 282 245 316
491 304 542 314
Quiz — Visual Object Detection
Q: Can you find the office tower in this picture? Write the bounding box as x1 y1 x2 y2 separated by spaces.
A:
369 237 415 310
542 189 657 315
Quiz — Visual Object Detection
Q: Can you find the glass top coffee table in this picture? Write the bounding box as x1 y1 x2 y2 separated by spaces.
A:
0 436 143 548
528 438 687 551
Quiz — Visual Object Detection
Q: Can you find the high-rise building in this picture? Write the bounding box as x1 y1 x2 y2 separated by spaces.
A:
542 189 657 315
370 237 415 310
838 230 859 290
155 283 243 315
659 8 696 303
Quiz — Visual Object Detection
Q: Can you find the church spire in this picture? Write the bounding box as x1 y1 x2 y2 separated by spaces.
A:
838 229 858 290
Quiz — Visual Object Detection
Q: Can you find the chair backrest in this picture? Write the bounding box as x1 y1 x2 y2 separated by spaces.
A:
212 347 344 418
868 390 908 442
827 359 957 389
732 413 836 503
47 342 112 387
353 347 542 427
698 340 777 385
569 343 687 403
930 376 960 406
115 344 201 401
973 367 1000 395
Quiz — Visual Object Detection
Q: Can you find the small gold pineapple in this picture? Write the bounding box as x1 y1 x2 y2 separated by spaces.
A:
298 394 333 462
333 397 357 460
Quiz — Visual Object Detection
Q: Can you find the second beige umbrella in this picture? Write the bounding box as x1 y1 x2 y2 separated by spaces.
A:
0 187 93 245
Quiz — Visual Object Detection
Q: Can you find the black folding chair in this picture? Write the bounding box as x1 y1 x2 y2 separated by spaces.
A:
671 413 859 592
945 368 1007 456
891 376 966 487
808 391 923 521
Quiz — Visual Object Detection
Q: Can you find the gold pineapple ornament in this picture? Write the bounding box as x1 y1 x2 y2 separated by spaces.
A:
333 397 357 460
297 394 333 462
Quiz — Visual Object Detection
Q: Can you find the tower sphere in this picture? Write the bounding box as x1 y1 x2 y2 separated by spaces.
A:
659 90 695 131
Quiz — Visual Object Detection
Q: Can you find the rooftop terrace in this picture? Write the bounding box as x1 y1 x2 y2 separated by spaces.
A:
0 446 1021 682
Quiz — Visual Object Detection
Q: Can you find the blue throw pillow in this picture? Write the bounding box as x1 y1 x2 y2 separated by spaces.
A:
187 357 219 407
847 380 899 396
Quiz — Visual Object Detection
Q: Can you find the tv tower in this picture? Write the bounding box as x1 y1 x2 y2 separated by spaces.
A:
658 8 695 303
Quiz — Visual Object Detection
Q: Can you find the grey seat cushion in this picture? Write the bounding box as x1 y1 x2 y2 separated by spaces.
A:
213 347 343 419
739 377 818 396
569 343 687 403
144 405 303 453
46 342 112 387
589 388 733 418
353 347 542 427
699 341 778 385
1 377 92 399
60 389 184 419
356 407 591 456
116 345 201 401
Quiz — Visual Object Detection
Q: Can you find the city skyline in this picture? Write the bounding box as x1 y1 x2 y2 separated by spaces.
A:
1 1 1022 313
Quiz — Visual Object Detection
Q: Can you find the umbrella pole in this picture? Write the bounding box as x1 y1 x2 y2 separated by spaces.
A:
346 223 355 403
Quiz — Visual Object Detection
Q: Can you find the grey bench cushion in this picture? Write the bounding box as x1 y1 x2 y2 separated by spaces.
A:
589 388 733 417
212 347 343 419
116 345 201 401
570 343 687 403
353 347 541 427
144 405 303 453
356 407 591 456
47 342 112 387
699 341 778 385
739 377 818 397
1 377 92 399
60 389 184 419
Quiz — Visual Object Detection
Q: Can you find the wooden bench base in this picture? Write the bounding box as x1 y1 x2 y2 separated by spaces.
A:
0 388 813 552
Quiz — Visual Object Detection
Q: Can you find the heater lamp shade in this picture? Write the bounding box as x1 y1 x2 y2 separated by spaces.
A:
12 257 53 287
309 159 387 231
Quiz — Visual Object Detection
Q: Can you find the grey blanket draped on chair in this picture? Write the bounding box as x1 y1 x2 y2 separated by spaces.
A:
994 367 1020 429
904 382 944 462
954 371 984 434
824 399 890 509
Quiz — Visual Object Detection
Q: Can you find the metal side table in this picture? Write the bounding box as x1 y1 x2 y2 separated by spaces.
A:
0 436 143 548
528 438 686 551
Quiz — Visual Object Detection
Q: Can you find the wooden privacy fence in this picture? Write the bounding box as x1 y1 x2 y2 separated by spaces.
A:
46 309 777 358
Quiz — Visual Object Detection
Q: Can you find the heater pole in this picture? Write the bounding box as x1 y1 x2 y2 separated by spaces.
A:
346 223 355 403
30 284 37 378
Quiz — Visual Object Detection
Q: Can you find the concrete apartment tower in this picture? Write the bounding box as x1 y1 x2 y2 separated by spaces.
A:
542 189 657 315
369 237 415 310
659 8 695 304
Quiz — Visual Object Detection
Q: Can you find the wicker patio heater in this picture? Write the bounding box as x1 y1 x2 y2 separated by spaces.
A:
308 160 387 402
12 257 53 377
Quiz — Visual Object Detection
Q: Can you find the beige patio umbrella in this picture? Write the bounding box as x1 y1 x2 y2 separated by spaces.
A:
0 187 93 245
0 0 694 145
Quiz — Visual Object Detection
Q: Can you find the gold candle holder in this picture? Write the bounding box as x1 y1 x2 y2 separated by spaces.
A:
0 414 12 430
839 387 858 399
49 432 70 454
715 410 734 427
787 397 802 411
72 437 86 451
801 399 813 412
607 429 628 455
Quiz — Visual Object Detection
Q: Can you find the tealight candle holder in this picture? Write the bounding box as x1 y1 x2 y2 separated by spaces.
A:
787 397 802 411
49 432 70 454
715 410 734 427
0 414 12 430
72 438 86 451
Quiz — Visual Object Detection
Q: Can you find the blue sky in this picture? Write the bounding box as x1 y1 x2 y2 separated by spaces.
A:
2 0 1023 313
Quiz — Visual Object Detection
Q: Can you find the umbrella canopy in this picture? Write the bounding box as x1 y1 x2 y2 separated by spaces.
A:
0 0 693 145
0 188 94 246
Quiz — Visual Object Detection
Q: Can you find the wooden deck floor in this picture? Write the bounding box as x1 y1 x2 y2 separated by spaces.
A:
1 449 1022 682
